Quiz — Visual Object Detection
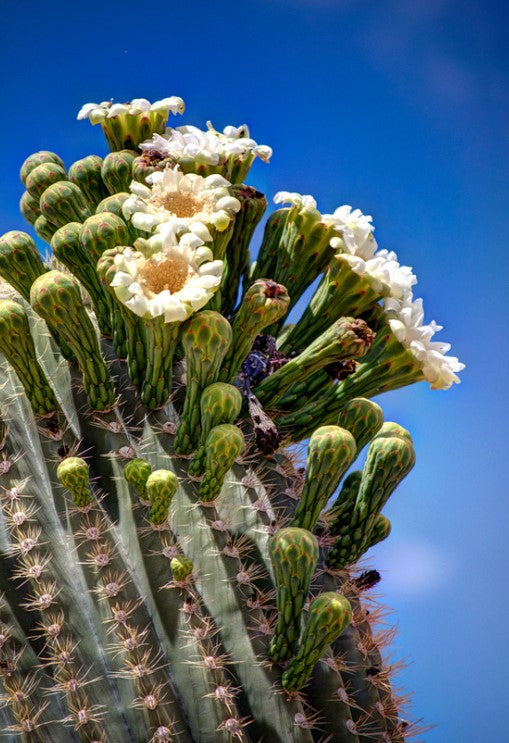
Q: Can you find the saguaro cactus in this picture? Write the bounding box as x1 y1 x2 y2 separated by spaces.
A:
0 94 463 742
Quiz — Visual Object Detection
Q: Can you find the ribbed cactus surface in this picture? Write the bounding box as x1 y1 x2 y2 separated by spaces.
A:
0 95 463 742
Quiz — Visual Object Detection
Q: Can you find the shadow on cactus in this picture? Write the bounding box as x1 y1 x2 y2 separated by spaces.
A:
0 95 463 742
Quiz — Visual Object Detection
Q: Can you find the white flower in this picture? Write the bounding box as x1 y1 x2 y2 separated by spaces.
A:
326 204 378 260
77 97 185 124
273 191 318 211
141 121 272 164
109 236 223 324
383 295 464 389
337 247 417 299
122 165 241 236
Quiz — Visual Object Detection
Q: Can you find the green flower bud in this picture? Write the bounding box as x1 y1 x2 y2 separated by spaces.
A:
325 426 415 570
0 300 58 416
170 555 193 581
57 456 92 507
337 397 384 451
281 252 389 354
146 469 179 525
220 279 290 383
290 426 357 532
188 383 242 477
255 318 375 408
268 527 319 663
51 223 113 336
0 231 47 299
124 458 152 499
40 181 91 229
34 214 58 242
101 150 137 195
25 162 67 199
326 471 362 535
19 190 41 226
79 213 131 267
20 151 65 185
68 155 110 210
281 592 352 690
30 271 115 412
175 311 232 455
198 424 245 502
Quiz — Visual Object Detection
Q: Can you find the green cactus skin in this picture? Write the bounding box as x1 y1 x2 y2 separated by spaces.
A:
123 457 152 499
19 189 41 225
290 426 357 532
0 104 441 742
220 279 290 383
25 161 68 199
57 456 93 507
188 382 242 477
326 470 362 534
198 424 245 501
141 317 181 410
269 203 337 320
68 154 110 210
146 468 179 525
101 149 137 194
220 185 267 315
326 425 415 570
51 222 113 336
248 207 288 286
175 311 232 455
281 252 391 354
39 180 92 228
20 150 65 184
0 300 58 416
268 527 319 663
255 318 375 408
30 270 115 411
281 592 353 691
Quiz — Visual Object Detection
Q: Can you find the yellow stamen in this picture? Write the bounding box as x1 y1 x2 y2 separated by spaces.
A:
151 192 207 218
139 255 190 296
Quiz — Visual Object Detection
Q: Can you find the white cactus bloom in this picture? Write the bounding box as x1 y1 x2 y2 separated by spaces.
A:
273 192 318 210
77 97 185 124
140 122 272 165
327 205 378 260
109 236 223 323
383 295 464 389
122 165 241 236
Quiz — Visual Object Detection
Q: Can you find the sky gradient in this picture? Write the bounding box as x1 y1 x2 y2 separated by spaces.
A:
1 1 508 739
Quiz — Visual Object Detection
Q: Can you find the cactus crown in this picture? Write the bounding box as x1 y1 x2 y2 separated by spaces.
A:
0 94 461 741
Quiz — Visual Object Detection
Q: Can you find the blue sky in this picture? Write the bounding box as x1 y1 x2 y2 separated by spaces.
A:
1 0 508 739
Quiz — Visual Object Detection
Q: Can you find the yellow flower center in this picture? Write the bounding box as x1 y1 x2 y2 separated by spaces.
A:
150 191 208 218
138 254 190 296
